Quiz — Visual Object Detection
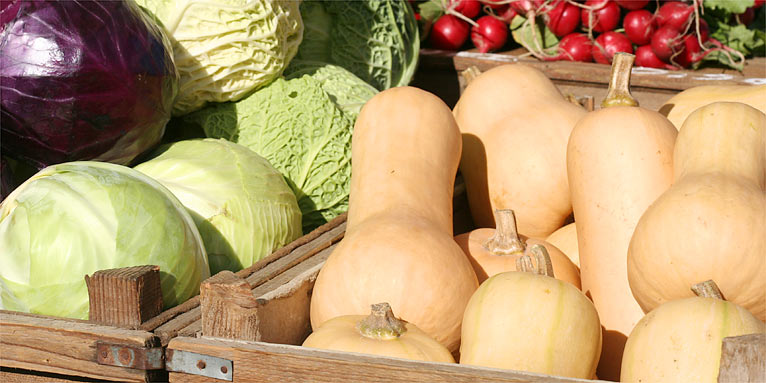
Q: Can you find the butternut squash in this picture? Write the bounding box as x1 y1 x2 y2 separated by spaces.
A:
659 84 766 129
621 281 765 383
628 101 766 321
309 87 479 352
566 53 678 381
459 246 602 379
545 222 579 267
454 209 580 287
303 303 455 363
453 65 587 238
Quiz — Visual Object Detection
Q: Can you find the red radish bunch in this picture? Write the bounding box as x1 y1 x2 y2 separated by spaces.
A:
419 0 751 69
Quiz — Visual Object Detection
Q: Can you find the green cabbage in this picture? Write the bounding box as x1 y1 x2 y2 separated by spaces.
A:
179 75 353 233
288 0 419 91
135 0 303 116
284 63 379 118
0 162 210 319
135 139 303 274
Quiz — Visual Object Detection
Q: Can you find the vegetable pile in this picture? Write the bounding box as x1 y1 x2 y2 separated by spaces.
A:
418 0 765 70
0 0 410 319
1 1 764 382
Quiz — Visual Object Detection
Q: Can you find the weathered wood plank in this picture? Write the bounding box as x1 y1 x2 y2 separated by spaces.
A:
718 333 766 383
85 265 163 329
1 367 104 382
153 222 346 346
0 311 157 382
453 50 766 91
167 336 610 383
138 213 348 333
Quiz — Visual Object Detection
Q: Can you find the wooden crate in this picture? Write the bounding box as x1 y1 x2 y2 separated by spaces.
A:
451 48 766 111
412 48 765 112
164 213 765 382
1 265 169 382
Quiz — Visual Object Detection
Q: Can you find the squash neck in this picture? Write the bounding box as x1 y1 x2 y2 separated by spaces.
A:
356 303 407 340
483 209 526 256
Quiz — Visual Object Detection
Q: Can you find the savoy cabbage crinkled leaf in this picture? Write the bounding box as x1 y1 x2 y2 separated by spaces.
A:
291 0 420 91
181 76 353 232
134 0 303 116
284 62 378 118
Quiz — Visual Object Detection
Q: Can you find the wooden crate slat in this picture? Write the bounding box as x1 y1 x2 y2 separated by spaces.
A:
199 244 335 345
452 50 766 91
138 213 348 334
166 336 608 383
0 311 158 382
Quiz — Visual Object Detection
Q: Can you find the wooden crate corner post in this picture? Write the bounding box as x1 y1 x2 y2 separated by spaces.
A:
200 271 261 341
85 265 163 329
718 333 766 383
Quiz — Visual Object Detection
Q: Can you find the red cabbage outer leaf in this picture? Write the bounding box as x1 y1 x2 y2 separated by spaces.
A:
0 0 178 169
1 157 13 201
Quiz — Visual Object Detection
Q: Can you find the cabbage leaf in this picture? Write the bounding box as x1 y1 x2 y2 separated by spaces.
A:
181 76 353 232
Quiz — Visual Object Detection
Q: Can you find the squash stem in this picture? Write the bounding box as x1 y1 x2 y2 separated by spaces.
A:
356 303 407 340
691 280 724 300
482 209 526 256
601 52 639 108
515 245 555 278
461 66 482 86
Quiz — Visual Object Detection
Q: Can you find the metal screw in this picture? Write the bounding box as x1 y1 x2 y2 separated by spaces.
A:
100 351 108 358
221 366 228 374
197 360 206 370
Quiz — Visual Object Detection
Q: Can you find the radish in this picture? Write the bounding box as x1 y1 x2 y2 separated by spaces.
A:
543 0 581 37
673 33 703 68
656 1 694 31
544 32 594 62
429 14 470 50
481 0 508 10
452 0 482 19
697 18 709 42
756 0 765 8
651 24 684 61
494 5 519 23
732 6 756 26
471 15 509 53
592 31 634 64
624 9 656 46
616 0 649 10
635 45 676 69
581 0 621 33
508 0 541 14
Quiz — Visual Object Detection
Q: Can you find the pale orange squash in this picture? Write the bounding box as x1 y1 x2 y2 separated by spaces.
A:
453 65 587 238
658 84 766 129
545 222 579 267
621 281 765 383
454 209 580 287
566 53 678 381
628 101 766 321
303 303 455 363
309 87 479 353
459 246 602 379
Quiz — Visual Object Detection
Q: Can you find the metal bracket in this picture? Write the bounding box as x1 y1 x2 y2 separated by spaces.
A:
96 342 164 370
165 349 233 381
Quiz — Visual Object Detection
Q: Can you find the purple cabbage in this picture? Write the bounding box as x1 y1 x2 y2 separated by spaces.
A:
0 0 178 169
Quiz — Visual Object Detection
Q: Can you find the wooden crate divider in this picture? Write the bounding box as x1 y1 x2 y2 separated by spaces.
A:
1 264 166 382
